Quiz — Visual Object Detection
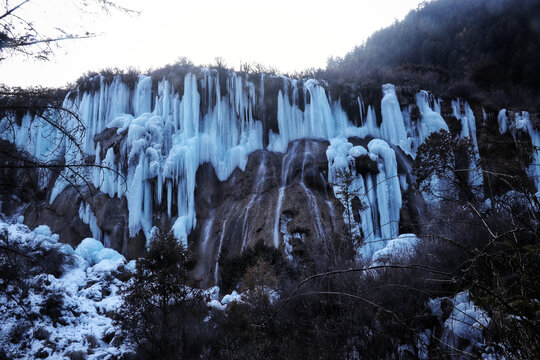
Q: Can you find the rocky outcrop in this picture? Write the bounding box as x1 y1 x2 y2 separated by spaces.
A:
24 187 91 248
191 140 342 285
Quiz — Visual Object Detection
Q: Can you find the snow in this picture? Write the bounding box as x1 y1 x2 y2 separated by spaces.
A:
208 299 226 310
107 113 133 132
221 290 242 305
371 233 418 265
441 291 491 350
33 224 53 238
0 218 134 359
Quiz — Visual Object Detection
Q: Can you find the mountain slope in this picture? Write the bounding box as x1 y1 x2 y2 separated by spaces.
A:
325 0 540 110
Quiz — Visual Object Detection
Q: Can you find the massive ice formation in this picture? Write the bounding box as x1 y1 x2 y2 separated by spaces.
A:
5 69 523 260
380 84 410 153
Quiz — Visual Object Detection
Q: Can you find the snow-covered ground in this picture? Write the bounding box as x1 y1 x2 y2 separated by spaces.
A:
0 219 133 359
0 217 260 359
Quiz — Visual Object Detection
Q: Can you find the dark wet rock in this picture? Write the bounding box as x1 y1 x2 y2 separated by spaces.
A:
94 127 128 165
191 139 345 285
24 187 91 249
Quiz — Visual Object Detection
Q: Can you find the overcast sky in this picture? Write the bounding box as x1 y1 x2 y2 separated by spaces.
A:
0 0 426 88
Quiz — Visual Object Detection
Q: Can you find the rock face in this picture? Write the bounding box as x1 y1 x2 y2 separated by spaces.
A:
24 186 146 259
19 134 424 286
191 139 340 285
24 187 92 249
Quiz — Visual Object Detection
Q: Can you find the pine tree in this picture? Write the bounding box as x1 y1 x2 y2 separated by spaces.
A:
118 230 209 360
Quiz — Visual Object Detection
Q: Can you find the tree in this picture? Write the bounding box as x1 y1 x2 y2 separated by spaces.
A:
0 0 135 61
118 230 209 359
412 128 540 358
413 129 478 202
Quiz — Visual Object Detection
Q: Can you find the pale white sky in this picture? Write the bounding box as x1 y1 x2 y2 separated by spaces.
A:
0 0 426 88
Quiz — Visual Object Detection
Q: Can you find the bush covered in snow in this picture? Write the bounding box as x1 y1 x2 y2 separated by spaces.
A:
0 220 133 359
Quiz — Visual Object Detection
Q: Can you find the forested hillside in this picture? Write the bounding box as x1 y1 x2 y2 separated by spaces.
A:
325 0 540 110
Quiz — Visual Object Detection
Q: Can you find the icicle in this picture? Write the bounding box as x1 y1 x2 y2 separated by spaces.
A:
366 139 402 256
452 100 483 188
133 75 153 116
380 84 410 154
498 109 508 134
411 90 449 156
515 112 540 193
79 202 102 242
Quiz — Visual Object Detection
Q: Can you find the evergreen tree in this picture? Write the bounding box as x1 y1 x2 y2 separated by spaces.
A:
118 230 209 360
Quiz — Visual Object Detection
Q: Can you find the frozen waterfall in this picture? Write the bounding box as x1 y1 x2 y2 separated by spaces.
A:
3 70 496 255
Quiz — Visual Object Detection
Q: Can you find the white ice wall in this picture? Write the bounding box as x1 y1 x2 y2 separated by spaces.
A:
4 75 483 252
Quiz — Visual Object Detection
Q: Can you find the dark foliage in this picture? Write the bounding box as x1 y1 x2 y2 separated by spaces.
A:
0 1 133 62
118 230 210 360
411 129 540 358
74 67 141 93
0 86 68 124
325 0 540 111
33 326 50 341
40 293 64 323
413 129 478 201
217 240 292 294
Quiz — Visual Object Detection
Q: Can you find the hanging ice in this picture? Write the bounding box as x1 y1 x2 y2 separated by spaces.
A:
327 136 402 259
514 112 540 193
414 90 448 146
498 109 508 134
380 84 412 155
452 99 483 188
367 139 402 254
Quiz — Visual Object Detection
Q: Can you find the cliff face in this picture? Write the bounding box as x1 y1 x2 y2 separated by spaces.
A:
1 68 537 285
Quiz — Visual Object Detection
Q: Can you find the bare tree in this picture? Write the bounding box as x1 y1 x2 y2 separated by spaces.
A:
0 1 132 205
0 0 137 61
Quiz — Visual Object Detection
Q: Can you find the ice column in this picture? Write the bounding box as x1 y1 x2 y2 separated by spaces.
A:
367 139 402 255
452 100 483 188
380 84 412 155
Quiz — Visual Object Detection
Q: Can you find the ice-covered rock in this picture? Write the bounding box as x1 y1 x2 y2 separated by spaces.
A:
75 238 125 267
371 233 419 265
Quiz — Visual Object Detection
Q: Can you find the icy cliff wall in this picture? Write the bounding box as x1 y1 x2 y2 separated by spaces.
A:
3 68 517 265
